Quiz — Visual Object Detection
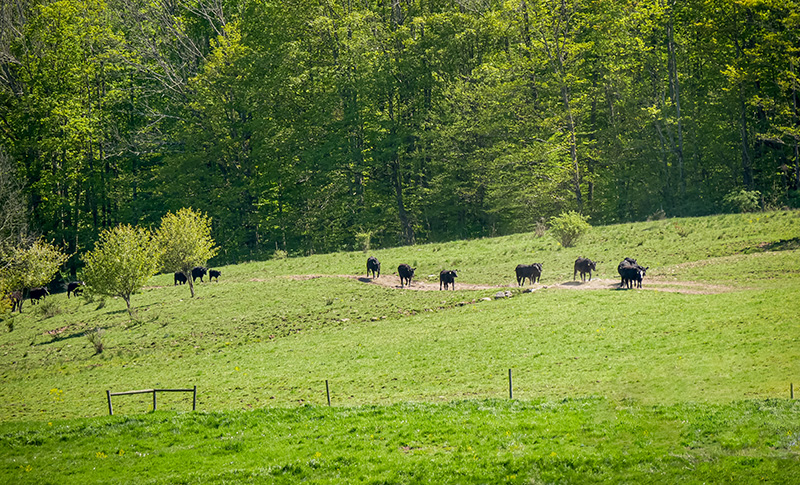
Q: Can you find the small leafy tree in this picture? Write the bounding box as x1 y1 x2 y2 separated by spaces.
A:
723 189 761 213
355 231 372 252
548 211 591 248
0 278 13 322
155 208 218 298
82 225 160 316
0 239 68 313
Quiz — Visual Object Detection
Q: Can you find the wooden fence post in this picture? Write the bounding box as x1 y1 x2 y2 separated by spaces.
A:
792 383 794 400
508 369 513 399
326 380 331 406
106 387 195 416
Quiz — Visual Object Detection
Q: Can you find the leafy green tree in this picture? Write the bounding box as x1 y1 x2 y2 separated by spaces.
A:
549 211 591 248
82 225 160 316
2 0 137 274
0 239 69 313
155 208 218 298
0 147 27 253
723 189 761 213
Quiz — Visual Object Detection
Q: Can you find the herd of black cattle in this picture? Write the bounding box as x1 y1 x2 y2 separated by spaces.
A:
4 266 223 313
172 266 221 285
4 257 649 312
366 255 649 291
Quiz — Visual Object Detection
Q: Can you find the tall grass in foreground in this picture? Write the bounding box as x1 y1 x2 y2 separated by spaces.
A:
1 398 798 484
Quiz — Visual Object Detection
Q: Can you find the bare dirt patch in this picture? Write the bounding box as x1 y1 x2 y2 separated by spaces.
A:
550 278 736 294
279 274 737 294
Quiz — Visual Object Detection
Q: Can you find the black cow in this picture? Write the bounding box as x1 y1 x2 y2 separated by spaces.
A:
11 290 21 312
515 263 542 286
174 272 188 285
398 264 416 288
29 287 49 305
67 281 85 298
4 291 21 312
209 269 221 282
616 258 636 285
192 266 208 282
573 258 596 282
366 256 381 278
439 270 458 290
618 258 648 289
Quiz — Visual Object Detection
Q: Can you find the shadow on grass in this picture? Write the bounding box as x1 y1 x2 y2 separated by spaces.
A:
36 327 100 346
743 237 800 254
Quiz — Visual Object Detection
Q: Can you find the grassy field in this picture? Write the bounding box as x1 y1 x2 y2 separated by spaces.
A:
2 399 799 484
1 210 799 482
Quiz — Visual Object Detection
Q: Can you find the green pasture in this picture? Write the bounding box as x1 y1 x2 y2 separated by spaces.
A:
1 210 799 482
2 399 799 484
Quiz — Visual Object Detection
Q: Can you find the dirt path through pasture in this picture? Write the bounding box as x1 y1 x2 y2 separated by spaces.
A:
281 274 737 295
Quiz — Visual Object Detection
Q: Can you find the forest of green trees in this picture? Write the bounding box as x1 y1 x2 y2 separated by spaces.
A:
1 0 798 268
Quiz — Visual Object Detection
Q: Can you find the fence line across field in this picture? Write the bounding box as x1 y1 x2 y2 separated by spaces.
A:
106 386 197 415
101 380 796 416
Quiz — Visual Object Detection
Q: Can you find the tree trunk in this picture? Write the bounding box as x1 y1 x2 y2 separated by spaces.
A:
793 60 800 189
740 92 754 188
654 118 672 210
561 83 583 211
188 273 196 298
123 295 132 316
392 155 414 245
666 8 686 198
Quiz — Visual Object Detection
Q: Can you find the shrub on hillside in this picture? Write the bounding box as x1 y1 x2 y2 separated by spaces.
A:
355 231 372 252
35 299 62 319
85 327 104 354
534 218 547 238
548 211 590 248
723 189 761 213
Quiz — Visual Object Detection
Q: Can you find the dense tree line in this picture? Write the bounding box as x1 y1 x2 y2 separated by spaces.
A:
1 0 798 267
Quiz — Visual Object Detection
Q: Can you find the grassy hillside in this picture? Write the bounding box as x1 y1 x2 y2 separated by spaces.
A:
0 211 799 482
1 210 799 420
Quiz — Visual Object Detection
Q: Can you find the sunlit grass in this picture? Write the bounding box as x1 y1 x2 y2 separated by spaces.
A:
1 399 798 484
1 210 799 482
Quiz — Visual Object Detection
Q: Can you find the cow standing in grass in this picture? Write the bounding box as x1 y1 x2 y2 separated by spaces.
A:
192 266 208 283
398 264 416 288
573 258 596 282
618 258 648 289
29 287 49 305
439 270 458 290
209 269 221 282
515 263 542 286
67 281 85 298
367 256 381 278
4 291 21 312
174 272 187 285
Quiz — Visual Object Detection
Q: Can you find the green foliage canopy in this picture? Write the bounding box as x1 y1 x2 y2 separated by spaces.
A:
155 208 218 298
548 211 591 248
2 0 799 260
82 225 160 316
0 239 68 313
